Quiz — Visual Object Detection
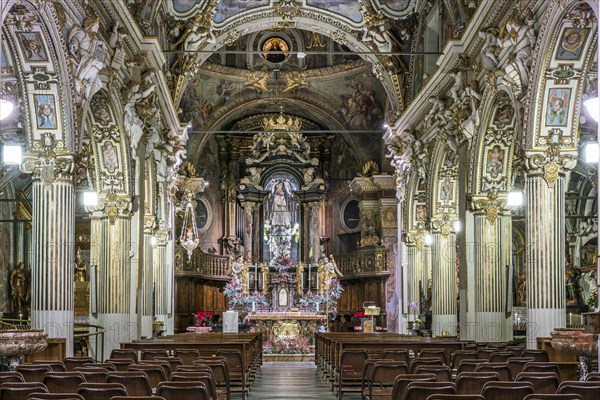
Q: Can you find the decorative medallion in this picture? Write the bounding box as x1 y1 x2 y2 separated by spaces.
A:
441 224 452 236
543 161 560 187
415 235 424 251
486 205 499 225
274 0 302 20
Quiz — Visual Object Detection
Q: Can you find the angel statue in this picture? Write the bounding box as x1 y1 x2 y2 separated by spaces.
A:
68 17 106 100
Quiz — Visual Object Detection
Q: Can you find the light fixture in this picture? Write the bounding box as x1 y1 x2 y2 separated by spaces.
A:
424 234 433 246
0 98 15 121
83 191 98 206
2 145 22 164
585 142 599 163
296 51 306 59
507 190 524 207
383 123 389 129
584 97 599 123
453 220 461 233
179 182 202 261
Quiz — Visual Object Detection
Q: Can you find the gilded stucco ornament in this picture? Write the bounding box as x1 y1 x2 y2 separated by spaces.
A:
473 193 505 225
526 129 577 188
274 0 302 20
98 192 133 225
243 70 270 93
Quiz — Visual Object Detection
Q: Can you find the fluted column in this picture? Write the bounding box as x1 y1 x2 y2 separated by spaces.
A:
525 173 567 348
405 242 423 320
141 231 154 338
431 231 457 336
473 211 512 342
91 197 133 359
153 230 169 321
28 155 75 356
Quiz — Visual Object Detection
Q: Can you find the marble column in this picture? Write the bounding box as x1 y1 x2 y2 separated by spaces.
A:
91 197 133 359
525 173 567 348
241 202 254 262
28 156 75 356
431 231 457 336
473 211 513 342
309 202 321 262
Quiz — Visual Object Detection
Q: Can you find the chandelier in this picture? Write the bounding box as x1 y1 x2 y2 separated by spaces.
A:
178 177 206 260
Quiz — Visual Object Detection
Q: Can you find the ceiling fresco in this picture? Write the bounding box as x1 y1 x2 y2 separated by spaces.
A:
169 0 413 21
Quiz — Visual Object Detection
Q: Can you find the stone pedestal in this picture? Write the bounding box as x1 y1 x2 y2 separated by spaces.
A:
0 330 48 370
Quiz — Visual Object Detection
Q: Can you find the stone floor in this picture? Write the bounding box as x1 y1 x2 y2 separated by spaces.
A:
248 361 347 399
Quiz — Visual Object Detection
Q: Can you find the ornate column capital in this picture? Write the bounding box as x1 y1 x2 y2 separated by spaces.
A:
431 215 454 236
471 192 508 224
404 230 427 252
89 193 133 224
524 129 577 188
155 229 170 247
21 152 75 184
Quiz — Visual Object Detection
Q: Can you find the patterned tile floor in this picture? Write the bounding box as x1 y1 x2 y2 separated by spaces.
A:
248 361 353 399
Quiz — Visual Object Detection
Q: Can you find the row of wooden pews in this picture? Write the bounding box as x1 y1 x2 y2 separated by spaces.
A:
120 332 262 399
315 332 465 399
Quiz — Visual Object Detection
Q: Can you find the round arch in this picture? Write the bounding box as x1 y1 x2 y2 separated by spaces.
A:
470 87 518 197
85 90 133 197
174 14 403 117
523 0 597 150
1 0 76 153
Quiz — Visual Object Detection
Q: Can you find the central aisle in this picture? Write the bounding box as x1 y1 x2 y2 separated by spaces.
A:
250 361 340 399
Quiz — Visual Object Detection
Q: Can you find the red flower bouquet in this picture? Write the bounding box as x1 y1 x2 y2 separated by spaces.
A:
193 311 213 327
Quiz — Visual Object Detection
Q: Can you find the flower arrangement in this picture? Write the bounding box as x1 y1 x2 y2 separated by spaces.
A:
298 291 325 308
263 336 310 354
588 291 598 309
273 253 292 269
352 311 366 326
223 277 271 311
193 311 212 327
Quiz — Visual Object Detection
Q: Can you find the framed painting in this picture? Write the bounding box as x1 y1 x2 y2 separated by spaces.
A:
556 27 590 61
545 88 571 127
17 31 48 63
33 94 58 130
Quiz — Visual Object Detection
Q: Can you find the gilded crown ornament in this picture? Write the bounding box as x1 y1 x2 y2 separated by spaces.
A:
261 112 302 132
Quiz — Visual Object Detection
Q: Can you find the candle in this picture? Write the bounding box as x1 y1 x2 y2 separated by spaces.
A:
308 264 311 291
569 313 572 326
252 301 256 313
316 302 319 312
254 264 258 289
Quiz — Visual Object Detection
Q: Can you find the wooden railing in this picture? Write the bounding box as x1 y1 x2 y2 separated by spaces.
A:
177 249 230 279
335 245 389 278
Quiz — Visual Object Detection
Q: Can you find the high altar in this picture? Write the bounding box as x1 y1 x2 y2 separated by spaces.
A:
219 113 344 347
